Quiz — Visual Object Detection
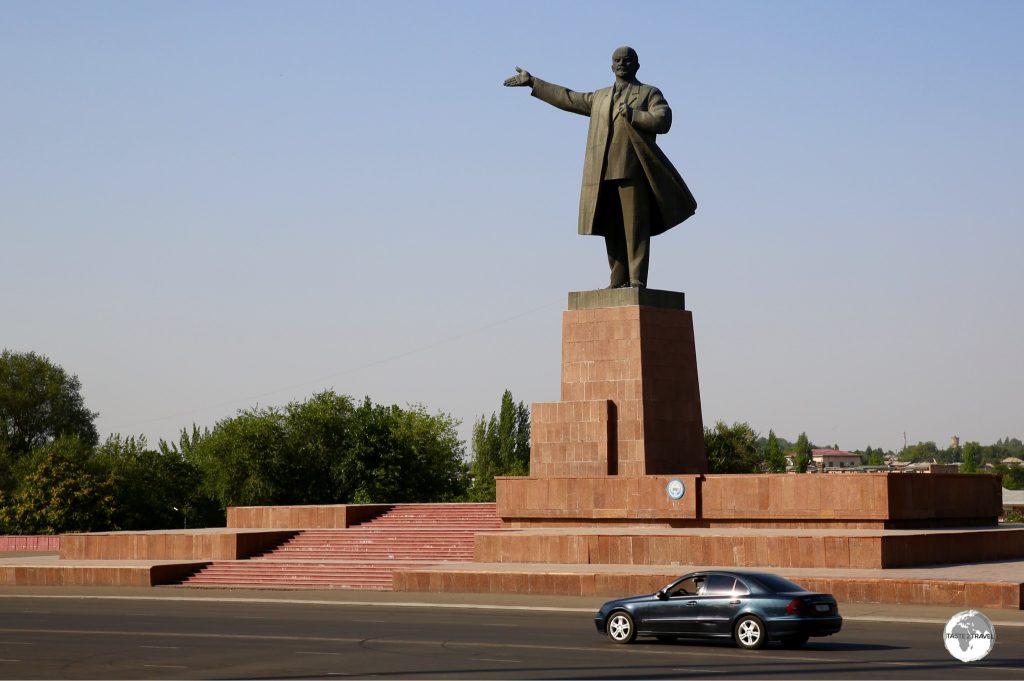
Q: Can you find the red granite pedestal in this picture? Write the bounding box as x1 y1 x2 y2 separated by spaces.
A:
528 288 705 479
494 289 1011 569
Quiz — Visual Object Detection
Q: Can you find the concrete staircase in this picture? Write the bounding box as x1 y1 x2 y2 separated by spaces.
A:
353 503 504 530
175 503 500 589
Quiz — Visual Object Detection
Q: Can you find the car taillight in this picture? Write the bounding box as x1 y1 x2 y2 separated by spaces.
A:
785 598 805 615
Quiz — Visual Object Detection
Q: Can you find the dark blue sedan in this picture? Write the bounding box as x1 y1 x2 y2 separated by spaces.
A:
594 570 842 649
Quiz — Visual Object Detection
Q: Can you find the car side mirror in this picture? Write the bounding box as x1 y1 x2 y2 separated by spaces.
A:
656 590 669 600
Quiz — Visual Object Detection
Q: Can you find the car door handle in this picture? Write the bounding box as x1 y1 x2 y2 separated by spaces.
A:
686 601 698 606
729 600 741 605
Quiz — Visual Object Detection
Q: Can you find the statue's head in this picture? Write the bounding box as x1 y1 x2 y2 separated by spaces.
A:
611 46 639 80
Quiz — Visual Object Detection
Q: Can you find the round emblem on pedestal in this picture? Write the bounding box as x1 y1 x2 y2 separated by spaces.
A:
666 478 685 500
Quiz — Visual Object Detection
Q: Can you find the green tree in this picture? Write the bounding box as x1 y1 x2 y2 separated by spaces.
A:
864 446 884 467
705 421 761 474
1001 466 1024 491
0 437 115 534
185 391 468 509
960 441 981 473
468 390 530 501
794 432 813 473
763 430 786 473
899 441 939 463
0 350 98 460
346 399 468 503
189 404 290 507
158 425 224 527
95 434 215 530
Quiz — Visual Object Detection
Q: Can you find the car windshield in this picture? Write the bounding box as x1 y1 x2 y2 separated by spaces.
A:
750 573 807 593
664 576 702 597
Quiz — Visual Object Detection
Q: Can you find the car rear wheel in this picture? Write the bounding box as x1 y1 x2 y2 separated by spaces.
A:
780 635 809 649
734 615 766 650
607 611 636 644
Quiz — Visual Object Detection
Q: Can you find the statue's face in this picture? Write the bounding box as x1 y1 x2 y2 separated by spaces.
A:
611 47 639 80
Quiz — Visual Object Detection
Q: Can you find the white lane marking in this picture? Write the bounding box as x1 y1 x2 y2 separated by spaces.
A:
479 623 520 627
477 657 521 663
295 651 341 656
1 625 1022 672
139 645 179 649
0 659 21 663
233 616 269 620
20 610 50 614
0 642 32 645
351 619 386 623
144 664 187 669
673 669 716 674
3 593 1022 628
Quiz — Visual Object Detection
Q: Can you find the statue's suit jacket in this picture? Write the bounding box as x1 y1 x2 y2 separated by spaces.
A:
531 77 696 237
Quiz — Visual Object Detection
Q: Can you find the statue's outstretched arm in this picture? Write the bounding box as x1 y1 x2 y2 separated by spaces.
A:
503 67 533 87
504 67 593 117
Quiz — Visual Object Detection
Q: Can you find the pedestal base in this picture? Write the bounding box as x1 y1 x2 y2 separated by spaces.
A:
529 288 706 478
496 473 1002 529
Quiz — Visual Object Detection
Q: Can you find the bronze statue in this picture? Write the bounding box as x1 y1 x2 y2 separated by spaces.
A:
505 47 696 288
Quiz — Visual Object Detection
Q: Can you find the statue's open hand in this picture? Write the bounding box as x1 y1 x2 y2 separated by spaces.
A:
503 67 532 87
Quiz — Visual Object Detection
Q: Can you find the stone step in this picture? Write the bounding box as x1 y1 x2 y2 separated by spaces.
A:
178 560 421 589
182 502 501 589
259 552 472 558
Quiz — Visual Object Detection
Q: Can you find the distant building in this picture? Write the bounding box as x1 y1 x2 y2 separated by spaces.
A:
811 449 862 472
898 461 960 474
1001 457 1024 467
950 435 960 448
1003 488 1024 519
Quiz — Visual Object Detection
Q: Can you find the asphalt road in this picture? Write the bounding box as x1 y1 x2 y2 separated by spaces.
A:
0 595 1021 679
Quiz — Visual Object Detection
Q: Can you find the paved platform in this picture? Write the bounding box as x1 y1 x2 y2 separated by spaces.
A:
0 583 1022 629
391 558 1024 609
3 552 1022 609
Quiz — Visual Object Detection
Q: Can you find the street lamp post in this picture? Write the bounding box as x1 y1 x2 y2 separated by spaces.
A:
172 506 187 530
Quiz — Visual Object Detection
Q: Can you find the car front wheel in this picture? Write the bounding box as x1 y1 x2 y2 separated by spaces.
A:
734 615 766 650
607 611 636 644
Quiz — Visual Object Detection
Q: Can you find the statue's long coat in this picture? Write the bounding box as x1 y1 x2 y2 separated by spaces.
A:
531 77 696 237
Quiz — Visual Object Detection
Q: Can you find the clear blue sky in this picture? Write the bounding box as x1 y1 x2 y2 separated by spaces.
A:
3 0 1021 453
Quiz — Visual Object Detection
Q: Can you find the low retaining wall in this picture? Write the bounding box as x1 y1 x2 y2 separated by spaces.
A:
391 568 1023 610
474 527 1024 569
0 535 60 551
227 504 392 529
0 562 207 587
60 530 296 561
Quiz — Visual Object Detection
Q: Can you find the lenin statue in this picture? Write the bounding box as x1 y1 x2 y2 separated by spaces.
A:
504 47 696 289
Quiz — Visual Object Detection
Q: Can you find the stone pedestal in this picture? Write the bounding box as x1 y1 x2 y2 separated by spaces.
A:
529 288 706 478
496 288 1004 534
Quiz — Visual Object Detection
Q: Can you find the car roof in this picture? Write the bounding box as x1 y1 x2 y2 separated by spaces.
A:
677 569 773 578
